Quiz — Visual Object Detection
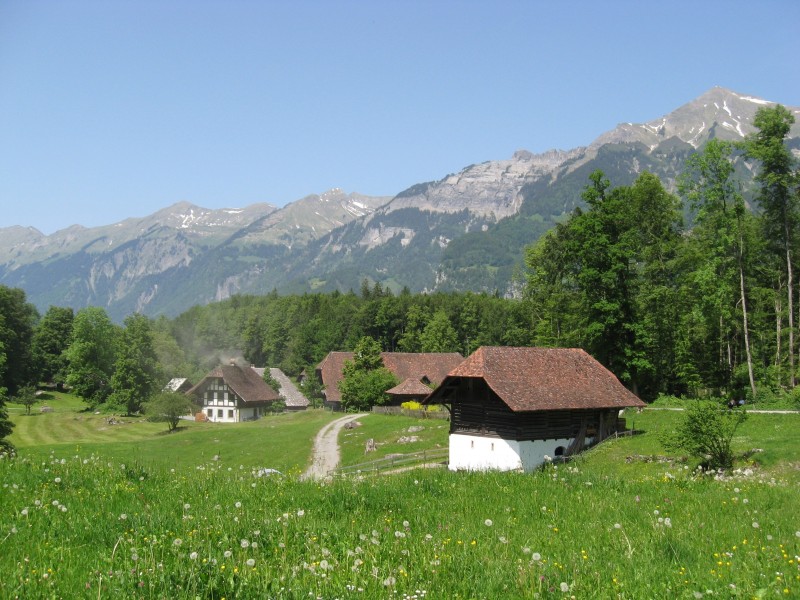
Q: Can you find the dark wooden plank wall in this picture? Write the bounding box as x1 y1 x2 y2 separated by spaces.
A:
449 378 614 441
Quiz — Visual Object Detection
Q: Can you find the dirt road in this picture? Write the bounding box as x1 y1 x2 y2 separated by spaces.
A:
302 413 366 480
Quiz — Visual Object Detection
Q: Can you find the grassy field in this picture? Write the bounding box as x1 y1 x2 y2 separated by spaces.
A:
338 414 449 468
7 393 339 474
2 399 799 598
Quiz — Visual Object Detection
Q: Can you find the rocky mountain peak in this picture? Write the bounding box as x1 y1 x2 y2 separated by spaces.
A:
591 87 800 152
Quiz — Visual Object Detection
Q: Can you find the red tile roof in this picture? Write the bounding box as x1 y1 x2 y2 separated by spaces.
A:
317 352 463 403
187 365 280 405
386 377 435 397
429 346 645 411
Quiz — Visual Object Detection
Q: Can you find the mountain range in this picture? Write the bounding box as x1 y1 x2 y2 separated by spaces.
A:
2 87 799 321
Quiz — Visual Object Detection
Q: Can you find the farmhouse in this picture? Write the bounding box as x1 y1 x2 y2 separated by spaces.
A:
187 363 280 423
316 351 463 409
425 346 645 472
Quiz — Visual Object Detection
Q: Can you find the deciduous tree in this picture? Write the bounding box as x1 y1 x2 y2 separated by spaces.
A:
339 336 397 411
65 307 119 407
31 306 74 387
145 391 195 432
109 314 160 414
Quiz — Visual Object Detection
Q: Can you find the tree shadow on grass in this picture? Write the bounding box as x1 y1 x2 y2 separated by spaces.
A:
154 426 189 436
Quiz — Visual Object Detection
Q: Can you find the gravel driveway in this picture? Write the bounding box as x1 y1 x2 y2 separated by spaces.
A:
301 413 367 480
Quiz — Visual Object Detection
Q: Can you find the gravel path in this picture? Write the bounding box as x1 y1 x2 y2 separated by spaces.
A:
302 413 367 480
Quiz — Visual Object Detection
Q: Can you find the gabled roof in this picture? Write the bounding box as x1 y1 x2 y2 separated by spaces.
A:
386 377 434 397
428 346 645 411
317 351 463 403
163 377 192 393
187 364 280 405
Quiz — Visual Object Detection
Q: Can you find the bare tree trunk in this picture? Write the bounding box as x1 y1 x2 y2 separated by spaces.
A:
785 220 796 388
738 238 756 398
775 293 782 372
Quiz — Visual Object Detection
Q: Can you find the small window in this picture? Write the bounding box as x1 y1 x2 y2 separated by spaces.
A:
554 446 565 457
206 409 212 417
217 409 223 418
228 410 233 419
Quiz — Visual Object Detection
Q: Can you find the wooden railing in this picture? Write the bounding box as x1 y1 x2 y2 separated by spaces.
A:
331 448 448 477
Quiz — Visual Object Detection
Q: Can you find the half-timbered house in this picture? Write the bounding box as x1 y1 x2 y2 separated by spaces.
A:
425 347 645 472
187 363 280 423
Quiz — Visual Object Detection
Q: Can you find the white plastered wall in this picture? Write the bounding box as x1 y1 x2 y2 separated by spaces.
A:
449 434 574 472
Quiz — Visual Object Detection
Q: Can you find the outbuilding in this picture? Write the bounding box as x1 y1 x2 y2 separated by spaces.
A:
425 346 645 472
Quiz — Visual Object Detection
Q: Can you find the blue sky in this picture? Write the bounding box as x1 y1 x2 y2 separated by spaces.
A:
1 1 798 234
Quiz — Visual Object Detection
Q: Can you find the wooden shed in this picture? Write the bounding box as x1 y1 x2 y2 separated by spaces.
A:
425 347 645 472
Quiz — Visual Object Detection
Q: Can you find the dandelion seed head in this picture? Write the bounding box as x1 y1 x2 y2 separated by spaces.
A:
235 501 242 509
246 558 255 567
560 582 569 592
484 519 493 527
240 539 250 548
189 552 198 560
614 523 621 529
532 552 542 561
20 508 28 516
752 522 759 529
224 550 232 558
183 503 190 510
173 538 182 547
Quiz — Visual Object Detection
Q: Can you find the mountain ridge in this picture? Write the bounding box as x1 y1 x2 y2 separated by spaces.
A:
2 87 798 320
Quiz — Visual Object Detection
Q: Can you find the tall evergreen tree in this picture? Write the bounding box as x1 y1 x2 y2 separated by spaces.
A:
680 139 756 397
745 105 799 387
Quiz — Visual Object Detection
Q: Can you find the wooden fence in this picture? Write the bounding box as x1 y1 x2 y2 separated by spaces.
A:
332 447 449 477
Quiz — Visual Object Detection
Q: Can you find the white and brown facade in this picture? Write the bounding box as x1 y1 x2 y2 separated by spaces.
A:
426 347 645 472
187 364 280 423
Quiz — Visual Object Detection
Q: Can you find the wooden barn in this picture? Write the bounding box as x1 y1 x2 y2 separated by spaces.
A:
425 346 645 472
187 362 281 423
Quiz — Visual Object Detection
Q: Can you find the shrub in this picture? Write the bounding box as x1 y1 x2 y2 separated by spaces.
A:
401 401 423 411
661 400 747 470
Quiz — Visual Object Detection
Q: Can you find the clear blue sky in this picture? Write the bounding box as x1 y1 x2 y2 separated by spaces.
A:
1 1 798 234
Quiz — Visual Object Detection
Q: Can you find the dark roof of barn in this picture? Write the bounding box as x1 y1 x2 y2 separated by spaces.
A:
316 351 463 403
428 346 645 412
187 365 280 405
386 377 434 397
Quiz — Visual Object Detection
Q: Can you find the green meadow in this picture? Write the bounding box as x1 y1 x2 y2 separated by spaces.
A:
2 396 799 599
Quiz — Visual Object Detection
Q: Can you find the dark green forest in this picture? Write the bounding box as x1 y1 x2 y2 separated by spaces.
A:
2 105 799 448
